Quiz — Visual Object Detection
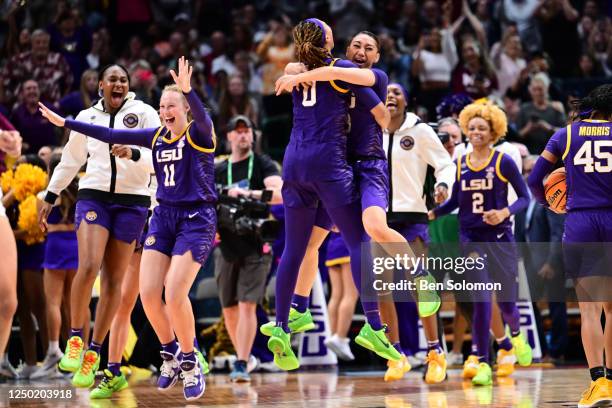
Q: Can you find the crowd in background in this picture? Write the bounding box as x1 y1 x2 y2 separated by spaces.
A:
0 0 610 375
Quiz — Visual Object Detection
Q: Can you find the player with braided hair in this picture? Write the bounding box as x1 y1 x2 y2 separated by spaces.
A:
528 84 612 408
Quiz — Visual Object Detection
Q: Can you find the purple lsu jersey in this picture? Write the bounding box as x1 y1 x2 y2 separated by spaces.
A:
545 120 612 211
283 58 383 183
347 68 389 161
151 123 217 206
454 150 514 231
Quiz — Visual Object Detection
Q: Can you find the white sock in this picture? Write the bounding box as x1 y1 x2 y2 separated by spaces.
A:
48 341 60 354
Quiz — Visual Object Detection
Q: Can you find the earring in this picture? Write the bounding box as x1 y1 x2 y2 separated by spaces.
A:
98 88 103 97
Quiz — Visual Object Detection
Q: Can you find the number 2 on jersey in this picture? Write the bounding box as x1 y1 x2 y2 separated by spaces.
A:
302 85 317 107
163 164 176 187
573 140 612 173
472 192 484 214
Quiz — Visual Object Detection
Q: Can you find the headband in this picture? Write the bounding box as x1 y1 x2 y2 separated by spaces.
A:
305 18 326 47
389 82 408 103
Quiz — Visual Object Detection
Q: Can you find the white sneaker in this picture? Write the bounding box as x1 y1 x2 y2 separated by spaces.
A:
447 351 464 366
246 355 259 373
0 355 19 379
30 350 64 380
17 364 39 379
258 360 282 372
325 335 355 361
407 352 426 368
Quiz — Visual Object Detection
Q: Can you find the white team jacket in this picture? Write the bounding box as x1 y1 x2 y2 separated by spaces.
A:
46 93 160 206
383 112 456 215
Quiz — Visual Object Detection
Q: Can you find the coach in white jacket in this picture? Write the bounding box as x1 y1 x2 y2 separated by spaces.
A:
38 64 160 386
382 83 456 383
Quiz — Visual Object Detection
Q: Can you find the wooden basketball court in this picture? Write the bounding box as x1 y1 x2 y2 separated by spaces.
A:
2 366 590 407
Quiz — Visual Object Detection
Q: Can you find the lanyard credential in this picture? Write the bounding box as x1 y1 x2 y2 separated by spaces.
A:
227 153 254 186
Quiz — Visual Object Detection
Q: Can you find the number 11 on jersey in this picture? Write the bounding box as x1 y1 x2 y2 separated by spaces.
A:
163 164 175 187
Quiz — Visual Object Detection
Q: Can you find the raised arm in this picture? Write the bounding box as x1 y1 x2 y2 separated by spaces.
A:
39 102 156 147
171 56 215 150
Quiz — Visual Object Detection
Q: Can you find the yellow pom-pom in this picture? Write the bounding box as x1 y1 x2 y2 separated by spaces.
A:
1 169 14 194
18 195 45 245
13 163 47 202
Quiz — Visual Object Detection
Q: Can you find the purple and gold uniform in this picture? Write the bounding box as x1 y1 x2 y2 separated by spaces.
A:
543 119 612 279
282 58 382 209
43 206 78 270
64 90 217 265
325 232 350 267
434 150 530 300
544 120 612 241
348 67 389 211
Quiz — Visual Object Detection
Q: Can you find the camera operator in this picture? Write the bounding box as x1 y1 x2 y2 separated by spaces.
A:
214 115 282 382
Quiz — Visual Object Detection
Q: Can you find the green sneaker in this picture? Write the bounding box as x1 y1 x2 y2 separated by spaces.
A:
195 349 210 375
59 336 84 373
414 274 441 317
90 369 128 399
472 362 493 386
267 327 299 371
354 324 401 361
72 350 100 388
260 308 315 336
511 332 533 367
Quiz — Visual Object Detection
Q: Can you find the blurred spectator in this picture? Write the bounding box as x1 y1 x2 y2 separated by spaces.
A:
451 37 497 99
10 80 60 154
587 19 612 77
492 28 527 97
330 0 374 44
37 146 52 168
130 61 161 107
502 0 544 54
420 0 441 28
2 29 73 107
538 0 580 78
119 36 147 68
516 72 566 154
234 51 263 95
575 52 604 78
203 31 233 87
411 3 459 116
86 29 113 70
59 69 98 118
47 9 92 87
232 23 254 54
438 117 463 158
378 32 411 92
256 21 294 98
217 74 259 147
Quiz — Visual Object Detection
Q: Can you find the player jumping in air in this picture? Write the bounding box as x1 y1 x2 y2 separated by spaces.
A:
264 18 401 371
528 84 612 408
39 57 214 402
430 102 533 386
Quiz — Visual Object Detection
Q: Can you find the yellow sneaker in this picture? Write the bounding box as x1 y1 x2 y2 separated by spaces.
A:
462 355 480 379
496 348 517 377
384 354 411 382
578 377 612 408
424 350 447 384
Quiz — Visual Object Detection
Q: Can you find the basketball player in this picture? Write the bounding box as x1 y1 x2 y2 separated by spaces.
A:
39 64 159 389
527 84 612 408
264 19 400 371
39 56 214 401
430 102 533 386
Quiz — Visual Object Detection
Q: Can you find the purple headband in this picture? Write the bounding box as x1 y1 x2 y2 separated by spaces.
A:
305 18 326 47
389 82 409 103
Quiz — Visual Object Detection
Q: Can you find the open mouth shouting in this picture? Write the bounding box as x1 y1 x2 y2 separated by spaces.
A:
111 89 125 105
164 116 176 126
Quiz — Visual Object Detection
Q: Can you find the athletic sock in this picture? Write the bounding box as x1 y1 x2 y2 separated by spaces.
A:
365 310 383 331
427 340 443 354
290 294 309 313
496 336 513 351
276 321 290 333
393 342 403 354
88 341 102 355
48 340 60 354
193 337 200 351
161 340 179 358
180 351 196 371
70 328 83 340
108 362 121 376
590 366 605 381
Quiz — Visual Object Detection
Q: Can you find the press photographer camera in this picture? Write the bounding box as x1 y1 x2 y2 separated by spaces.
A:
216 186 279 246
213 115 283 379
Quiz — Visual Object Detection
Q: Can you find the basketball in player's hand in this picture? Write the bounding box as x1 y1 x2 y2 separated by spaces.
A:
544 167 566 214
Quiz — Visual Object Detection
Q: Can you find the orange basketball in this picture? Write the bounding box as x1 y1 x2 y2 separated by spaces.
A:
544 167 567 214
